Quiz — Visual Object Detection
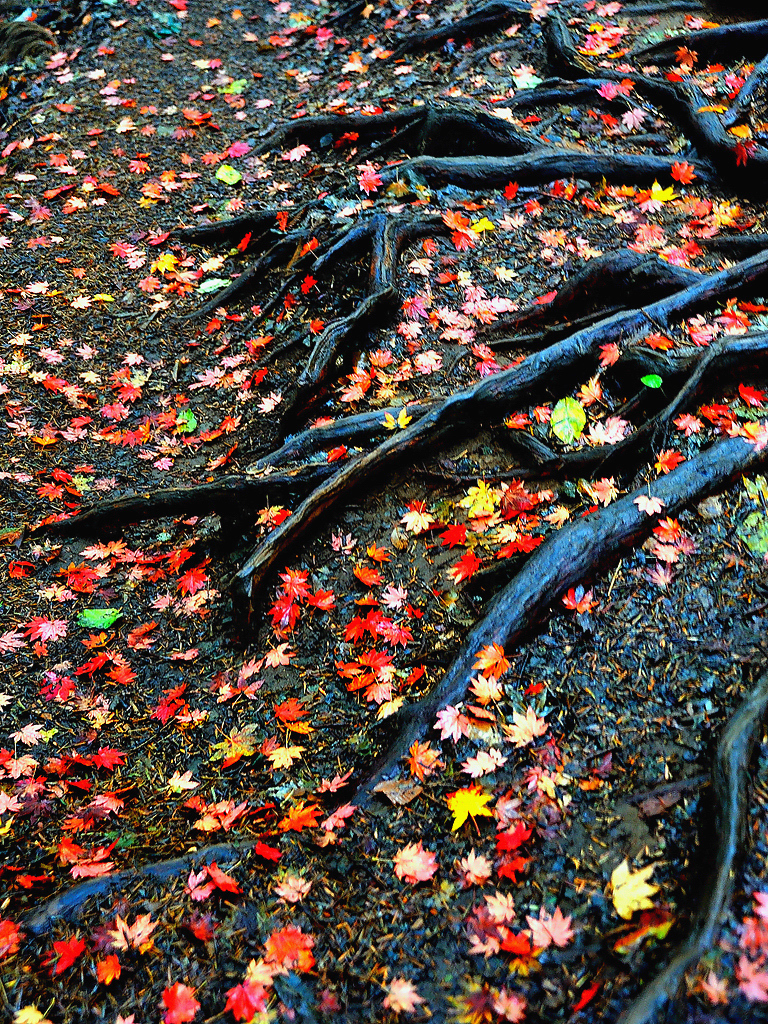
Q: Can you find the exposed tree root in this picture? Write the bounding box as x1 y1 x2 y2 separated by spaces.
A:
349 436 768 807
23 841 257 937
627 17 768 65
547 14 768 194
233 249 768 598
478 251 701 346
617 669 768 1024
389 0 531 60
38 464 338 537
378 150 717 192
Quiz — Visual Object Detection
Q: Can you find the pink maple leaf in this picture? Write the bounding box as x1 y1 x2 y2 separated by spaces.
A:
526 906 574 949
393 841 438 884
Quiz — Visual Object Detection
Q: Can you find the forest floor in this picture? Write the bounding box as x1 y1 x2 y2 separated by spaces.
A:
2 0 768 1022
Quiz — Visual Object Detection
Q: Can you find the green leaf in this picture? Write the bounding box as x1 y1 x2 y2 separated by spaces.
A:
737 510 768 558
216 164 242 186
197 277 230 294
77 608 122 629
176 408 197 434
551 397 586 444
220 78 248 95
641 374 663 389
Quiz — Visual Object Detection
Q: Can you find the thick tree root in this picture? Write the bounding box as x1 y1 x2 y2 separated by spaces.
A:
389 0 531 60
547 15 768 193
350 436 768 806
378 150 716 191
234 249 768 597
22 841 257 936
627 17 768 65
479 251 701 345
616 669 768 1024
39 465 337 537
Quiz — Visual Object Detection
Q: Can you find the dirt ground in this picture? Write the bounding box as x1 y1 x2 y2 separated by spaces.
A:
2 0 768 1021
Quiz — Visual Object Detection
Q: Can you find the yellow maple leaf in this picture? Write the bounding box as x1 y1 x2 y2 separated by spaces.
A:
650 180 677 204
610 859 660 920
460 479 498 518
383 408 412 430
150 252 179 274
15 1009 52 1024
728 124 753 139
471 216 495 234
447 784 494 831
266 745 305 770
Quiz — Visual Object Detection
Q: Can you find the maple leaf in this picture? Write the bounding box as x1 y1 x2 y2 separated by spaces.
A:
700 970 728 1005
634 494 666 516
740 383 766 407
162 982 200 1024
611 859 659 919
279 801 320 832
264 925 315 971
671 160 696 184
206 862 242 894
225 981 268 1021
526 906 574 949
354 564 382 587
654 449 685 474
177 565 209 596
265 643 294 667
400 500 434 533
462 748 507 778
0 918 23 959
505 706 548 747
357 162 382 194
407 741 444 780
447 785 494 831
23 616 68 642
266 744 305 770
435 704 472 743
95 953 122 984
738 956 768 1002
274 873 312 903
211 727 258 768
49 935 87 975
458 850 493 886
168 770 198 793
109 914 158 952
281 144 311 162
393 841 438 884
447 550 481 584
561 585 596 614
383 978 426 1014
473 643 510 677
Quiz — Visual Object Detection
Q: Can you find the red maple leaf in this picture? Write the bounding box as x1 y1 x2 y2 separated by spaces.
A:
496 822 532 853
654 449 685 474
353 564 382 588
225 981 268 1021
48 935 87 975
440 523 467 548
205 862 241 894
264 925 315 971
162 982 200 1024
447 550 481 584
177 564 209 596
671 161 696 184
739 383 766 407
274 698 308 724
306 589 335 611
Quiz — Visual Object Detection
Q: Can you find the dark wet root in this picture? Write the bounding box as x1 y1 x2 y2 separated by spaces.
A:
616 669 768 1024
350 437 768 806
